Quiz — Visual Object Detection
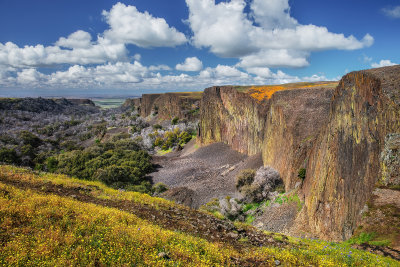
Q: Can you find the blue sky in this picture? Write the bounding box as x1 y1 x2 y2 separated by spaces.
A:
0 0 399 97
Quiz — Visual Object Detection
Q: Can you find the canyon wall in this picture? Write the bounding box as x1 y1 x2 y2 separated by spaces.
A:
198 86 268 155
302 66 400 240
197 66 400 240
124 92 202 120
198 85 334 184
262 88 333 190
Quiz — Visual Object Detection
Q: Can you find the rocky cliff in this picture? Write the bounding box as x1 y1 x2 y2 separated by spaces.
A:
197 67 400 241
262 88 333 190
302 66 400 240
198 86 268 155
198 83 336 162
124 92 202 120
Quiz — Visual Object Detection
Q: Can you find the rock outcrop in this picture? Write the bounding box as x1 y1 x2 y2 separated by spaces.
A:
198 86 268 155
262 88 333 190
197 66 400 241
302 66 400 240
198 83 336 179
124 92 202 120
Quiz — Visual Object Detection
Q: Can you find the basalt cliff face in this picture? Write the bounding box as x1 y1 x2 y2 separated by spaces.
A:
198 86 268 155
262 88 333 191
124 92 202 120
197 66 400 241
198 84 335 188
302 66 400 240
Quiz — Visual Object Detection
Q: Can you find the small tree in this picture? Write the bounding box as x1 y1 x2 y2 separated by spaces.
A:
236 169 256 190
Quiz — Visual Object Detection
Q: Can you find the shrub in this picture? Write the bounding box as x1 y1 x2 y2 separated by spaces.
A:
298 168 306 180
178 131 192 145
171 117 179 125
45 157 58 172
0 147 20 164
53 139 153 192
153 137 164 148
19 130 42 148
153 124 162 130
152 182 168 195
236 169 256 190
240 184 260 203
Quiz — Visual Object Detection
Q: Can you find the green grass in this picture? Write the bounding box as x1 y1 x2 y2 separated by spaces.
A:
157 148 173 155
346 232 392 247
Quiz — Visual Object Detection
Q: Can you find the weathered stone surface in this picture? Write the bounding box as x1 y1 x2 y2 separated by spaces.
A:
124 92 202 120
198 86 267 155
198 85 334 190
262 88 333 190
197 67 400 241
302 65 400 241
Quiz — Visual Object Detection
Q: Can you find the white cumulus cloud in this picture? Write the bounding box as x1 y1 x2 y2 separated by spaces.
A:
186 0 374 68
176 57 203 71
0 2 187 68
371 60 398 68
103 2 187 47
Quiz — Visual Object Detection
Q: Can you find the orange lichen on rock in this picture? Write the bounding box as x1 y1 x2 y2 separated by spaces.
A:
248 82 338 101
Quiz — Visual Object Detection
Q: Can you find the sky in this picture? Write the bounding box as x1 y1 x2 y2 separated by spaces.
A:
0 0 399 97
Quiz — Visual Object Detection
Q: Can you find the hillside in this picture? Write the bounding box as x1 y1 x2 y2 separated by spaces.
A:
0 165 398 266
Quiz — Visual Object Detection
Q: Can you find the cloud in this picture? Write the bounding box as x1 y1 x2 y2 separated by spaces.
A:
238 50 310 68
102 2 187 47
55 30 92 49
0 2 187 68
1 61 336 92
371 59 397 68
186 0 374 68
176 57 203 71
382 6 400 18
0 35 127 68
250 0 297 30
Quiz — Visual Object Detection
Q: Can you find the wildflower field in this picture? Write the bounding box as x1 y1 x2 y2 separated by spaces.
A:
0 165 398 266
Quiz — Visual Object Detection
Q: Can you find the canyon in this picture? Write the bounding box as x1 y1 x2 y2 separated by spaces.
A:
128 65 400 243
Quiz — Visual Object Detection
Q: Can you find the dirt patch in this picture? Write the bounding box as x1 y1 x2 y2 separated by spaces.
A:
150 142 263 208
161 187 196 207
253 202 298 234
372 188 400 208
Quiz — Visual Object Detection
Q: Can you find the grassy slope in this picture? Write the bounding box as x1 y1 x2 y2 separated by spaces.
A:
0 165 398 266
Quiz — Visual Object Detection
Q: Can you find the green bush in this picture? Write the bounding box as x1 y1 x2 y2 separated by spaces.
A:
178 131 192 146
236 169 256 190
45 157 59 172
53 139 153 192
298 168 306 180
240 184 260 203
19 131 42 148
152 182 168 195
153 124 162 130
0 147 20 164
171 117 179 125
